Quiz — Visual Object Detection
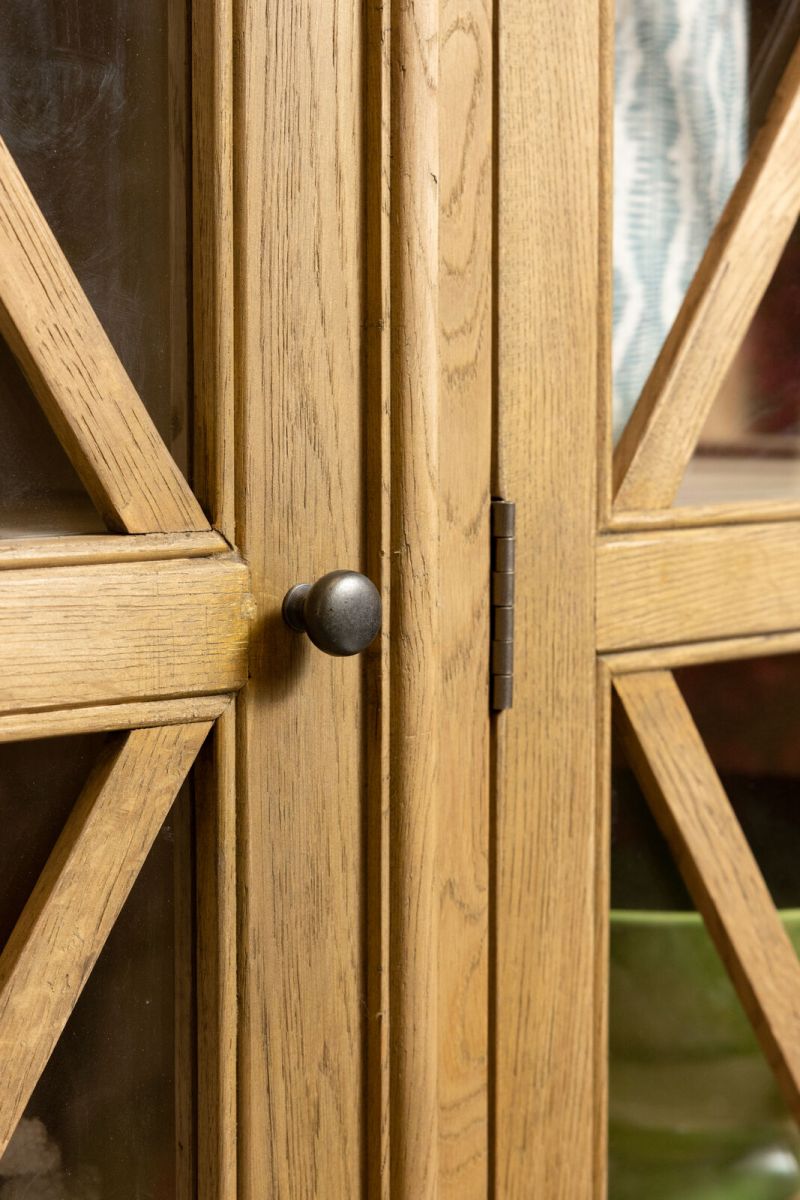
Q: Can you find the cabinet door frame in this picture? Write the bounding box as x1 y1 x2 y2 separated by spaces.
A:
496 3 800 1196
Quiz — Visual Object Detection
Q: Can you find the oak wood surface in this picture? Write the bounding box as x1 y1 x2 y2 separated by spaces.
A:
437 0 492 1192
362 2 391 1190
613 37 800 512
196 704 238 1200
0 530 227 570
0 721 211 1157
0 694 231 744
233 0 367 1193
615 671 800 1124
495 1 601 1194
0 137 208 534
604 629 800 675
597 521 800 651
594 660 613 1195
193 0 235 539
0 555 250 715
389 1 440 1196
605 497 800 533
363 0 392 1193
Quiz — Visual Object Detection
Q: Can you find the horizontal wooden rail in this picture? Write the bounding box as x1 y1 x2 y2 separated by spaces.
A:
597 521 800 651
0 530 229 571
0 694 232 744
0 555 251 715
604 497 800 534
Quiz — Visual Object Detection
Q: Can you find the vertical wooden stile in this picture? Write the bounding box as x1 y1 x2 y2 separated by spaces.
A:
233 0 367 1194
439 0 493 1193
193 0 235 540
364 0 393 1193
495 2 601 1196
390 1 441 1197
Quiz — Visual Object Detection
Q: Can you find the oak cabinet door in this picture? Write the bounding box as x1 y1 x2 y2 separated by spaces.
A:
496 2 800 1197
0 2 492 1198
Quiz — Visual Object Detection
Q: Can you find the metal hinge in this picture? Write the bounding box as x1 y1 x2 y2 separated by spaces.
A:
491 498 515 711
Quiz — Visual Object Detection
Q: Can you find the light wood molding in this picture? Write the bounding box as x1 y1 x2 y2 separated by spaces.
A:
604 629 800 675
193 0 235 540
0 135 208 534
495 0 601 1194
612 38 800 512
0 530 228 571
389 1 440 1196
605 497 800 534
0 694 231 744
0 555 251 715
196 704 238 1200
0 721 212 1157
363 0 392 1193
594 660 613 1193
597 521 800 651
438 0 492 1192
614 672 800 1124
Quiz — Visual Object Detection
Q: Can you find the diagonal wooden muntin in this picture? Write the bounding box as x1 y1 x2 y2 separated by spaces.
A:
0 722 213 1157
0 135 207 534
613 36 800 514
614 670 800 1126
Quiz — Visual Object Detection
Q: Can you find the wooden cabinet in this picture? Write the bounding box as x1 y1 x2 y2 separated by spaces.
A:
2 1 800 1197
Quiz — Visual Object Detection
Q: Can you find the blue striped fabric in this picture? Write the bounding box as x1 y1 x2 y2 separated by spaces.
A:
613 0 748 439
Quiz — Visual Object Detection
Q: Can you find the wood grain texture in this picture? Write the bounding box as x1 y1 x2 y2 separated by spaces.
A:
233 0 367 1194
0 721 211 1157
364 0 392 1192
594 660 613 1197
193 0 235 539
0 530 227 570
0 555 250 714
605 498 800 533
196 703 237 1200
597 0 615 526
438 0 492 1192
613 38 800 511
597 521 800 651
604 629 800 675
615 672 800 1124
0 136 208 534
0 694 231 744
495 1 600 1194
390 2 440 1197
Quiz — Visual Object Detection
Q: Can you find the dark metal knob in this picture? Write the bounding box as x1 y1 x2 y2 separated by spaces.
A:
282 570 382 656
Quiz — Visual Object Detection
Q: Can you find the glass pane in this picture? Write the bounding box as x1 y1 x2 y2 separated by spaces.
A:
613 0 800 508
0 737 193 1197
613 0 748 442
610 655 800 1198
0 0 190 536
0 733 107 945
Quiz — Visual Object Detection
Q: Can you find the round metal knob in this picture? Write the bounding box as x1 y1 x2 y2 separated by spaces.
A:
282 570 382 656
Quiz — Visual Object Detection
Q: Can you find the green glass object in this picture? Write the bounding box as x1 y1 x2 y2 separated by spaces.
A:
610 909 800 1200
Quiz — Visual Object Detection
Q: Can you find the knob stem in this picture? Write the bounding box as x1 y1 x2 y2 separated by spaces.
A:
282 583 312 633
